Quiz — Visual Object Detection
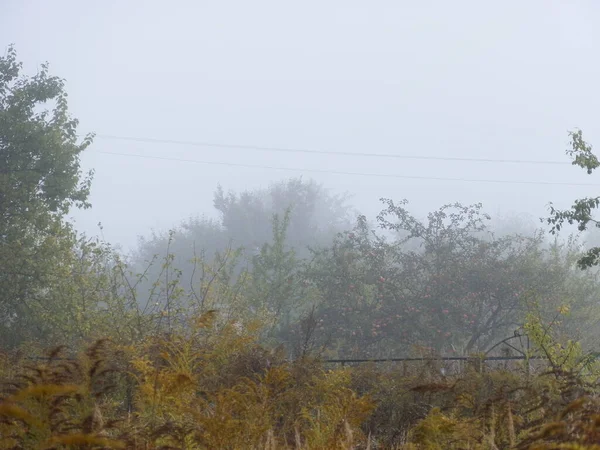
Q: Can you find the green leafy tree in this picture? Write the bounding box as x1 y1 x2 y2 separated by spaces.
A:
0 45 93 346
545 129 600 268
247 209 313 342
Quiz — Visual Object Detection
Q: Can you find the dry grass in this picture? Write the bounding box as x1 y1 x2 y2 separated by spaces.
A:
1 314 600 449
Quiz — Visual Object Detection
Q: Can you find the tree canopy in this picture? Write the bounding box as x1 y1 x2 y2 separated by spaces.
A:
0 45 94 346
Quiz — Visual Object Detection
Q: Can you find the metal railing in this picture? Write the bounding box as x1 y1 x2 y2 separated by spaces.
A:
324 355 545 366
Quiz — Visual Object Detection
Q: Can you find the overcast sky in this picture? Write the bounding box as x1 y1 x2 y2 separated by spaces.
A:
2 1 600 251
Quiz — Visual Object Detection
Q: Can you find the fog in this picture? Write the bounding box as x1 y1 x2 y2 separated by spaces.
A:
2 0 600 251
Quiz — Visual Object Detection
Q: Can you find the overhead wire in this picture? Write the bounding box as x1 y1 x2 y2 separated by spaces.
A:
92 134 572 166
90 149 600 187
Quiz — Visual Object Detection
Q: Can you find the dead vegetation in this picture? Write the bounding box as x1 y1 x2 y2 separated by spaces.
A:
1 312 600 449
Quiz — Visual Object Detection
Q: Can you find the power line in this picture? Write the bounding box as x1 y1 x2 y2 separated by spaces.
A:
90 149 600 187
93 134 571 166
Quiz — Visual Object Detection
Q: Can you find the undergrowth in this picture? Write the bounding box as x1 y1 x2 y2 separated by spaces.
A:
2 312 600 449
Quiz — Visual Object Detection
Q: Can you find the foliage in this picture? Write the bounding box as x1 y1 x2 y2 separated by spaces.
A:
15 191 597 366
247 209 321 346
303 200 600 358
6 48 600 449
0 45 94 347
0 313 376 449
0 340 125 449
213 177 353 253
4 313 600 449
523 301 600 380
130 178 353 299
545 130 600 269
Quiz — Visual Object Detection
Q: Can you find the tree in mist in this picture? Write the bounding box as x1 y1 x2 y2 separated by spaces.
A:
132 216 229 276
130 177 353 300
0 46 94 345
213 177 353 253
304 200 600 357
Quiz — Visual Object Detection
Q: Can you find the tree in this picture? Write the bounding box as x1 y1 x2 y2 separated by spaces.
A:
213 177 353 254
130 178 353 306
305 200 600 358
545 129 600 269
0 45 93 346
130 216 230 300
246 209 314 343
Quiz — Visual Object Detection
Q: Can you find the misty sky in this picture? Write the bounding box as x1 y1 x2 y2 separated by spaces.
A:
2 1 600 251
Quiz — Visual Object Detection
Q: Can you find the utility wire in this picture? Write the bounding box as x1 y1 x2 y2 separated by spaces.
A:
93 134 571 166
91 149 600 187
